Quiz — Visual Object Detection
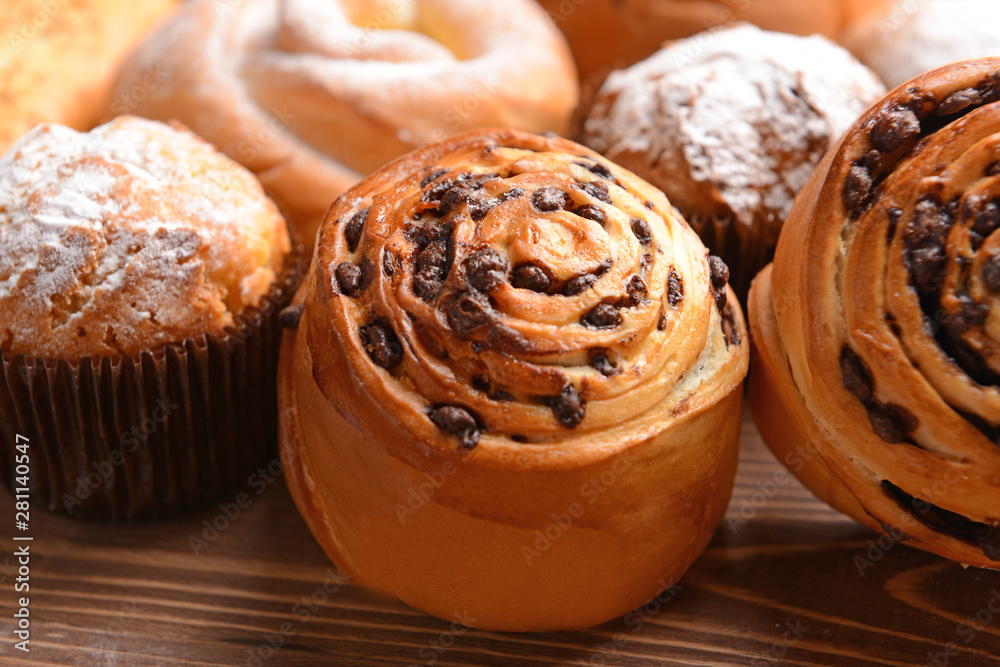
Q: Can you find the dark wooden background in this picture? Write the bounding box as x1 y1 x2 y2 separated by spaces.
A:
2 408 1000 666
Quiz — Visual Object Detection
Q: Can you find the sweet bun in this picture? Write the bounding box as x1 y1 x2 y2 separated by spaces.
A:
0 116 300 521
538 0 890 81
581 24 885 296
843 0 1000 88
278 128 749 631
749 59 1000 568
0 0 178 152
112 0 579 247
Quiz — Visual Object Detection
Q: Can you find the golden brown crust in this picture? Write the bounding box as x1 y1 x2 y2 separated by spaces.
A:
538 0 891 82
279 128 748 631
112 0 579 247
0 0 179 152
750 59 1000 569
0 116 290 360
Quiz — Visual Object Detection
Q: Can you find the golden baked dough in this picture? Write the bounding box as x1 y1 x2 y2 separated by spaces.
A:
278 128 748 631
0 0 179 152
538 0 891 81
750 59 1000 568
112 0 579 247
0 116 291 360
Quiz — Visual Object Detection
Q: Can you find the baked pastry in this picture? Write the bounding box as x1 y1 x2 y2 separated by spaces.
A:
843 0 1000 89
0 116 301 521
112 0 579 247
538 0 890 81
749 59 1000 568
580 24 886 297
278 128 749 631
0 0 179 152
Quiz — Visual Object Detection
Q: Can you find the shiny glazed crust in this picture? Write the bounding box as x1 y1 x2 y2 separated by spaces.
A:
113 0 579 247
279 128 748 631
750 59 1000 569
0 0 178 152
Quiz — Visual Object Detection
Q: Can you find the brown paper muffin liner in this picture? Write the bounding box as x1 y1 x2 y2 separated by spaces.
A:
687 211 782 302
0 246 307 522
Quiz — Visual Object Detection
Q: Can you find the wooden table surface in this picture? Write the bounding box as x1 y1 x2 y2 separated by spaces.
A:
2 408 999 667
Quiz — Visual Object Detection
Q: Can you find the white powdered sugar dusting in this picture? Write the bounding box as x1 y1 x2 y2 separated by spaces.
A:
0 116 289 359
582 23 886 228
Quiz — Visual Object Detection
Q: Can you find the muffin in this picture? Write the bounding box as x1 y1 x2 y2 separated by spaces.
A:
0 116 301 520
278 128 749 631
111 0 579 247
842 0 1000 89
580 23 886 296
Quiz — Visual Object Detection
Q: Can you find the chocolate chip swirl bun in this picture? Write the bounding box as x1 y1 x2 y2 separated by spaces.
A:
278 128 748 631
112 0 578 247
750 59 1000 568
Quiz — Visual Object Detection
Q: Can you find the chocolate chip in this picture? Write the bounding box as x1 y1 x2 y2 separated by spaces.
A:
988 162 1000 176
421 168 448 187
721 303 741 347
344 207 369 252
382 249 397 277
589 349 618 376
973 201 1000 239
982 254 1000 292
631 218 653 245
532 187 569 212
468 193 496 221
549 384 585 429
575 160 613 180
575 204 606 225
429 406 479 449
465 248 508 293
414 239 450 301
359 319 402 369
937 88 981 116
644 200 654 210
713 287 727 312
573 180 610 202
844 165 872 216
564 274 598 296
887 207 903 244
841 345 874 404
625 275 647 306
947 294 990 334
708 255 729 289
279 304 304 329
657 307 668 331
335 262 364 297
581 303 622 329
868 404 905 443
667 268 684 307
511 264 551 292
447 289 493 337
871 107 921 153
903 196 953 297
500 187 526 202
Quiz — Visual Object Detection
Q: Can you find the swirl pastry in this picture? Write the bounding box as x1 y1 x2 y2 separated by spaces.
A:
278 128 748 631
749 59 1000 568
112 0 578 246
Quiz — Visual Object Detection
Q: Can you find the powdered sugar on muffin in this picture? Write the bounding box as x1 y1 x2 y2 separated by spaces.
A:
0 116 290 359
581 23 886 229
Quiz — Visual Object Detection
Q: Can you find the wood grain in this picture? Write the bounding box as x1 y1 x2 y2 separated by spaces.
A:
2 409 999 666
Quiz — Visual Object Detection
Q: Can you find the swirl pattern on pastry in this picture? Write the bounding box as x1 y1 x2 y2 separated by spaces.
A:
750 59 1000 568
310 129 745 448
280 128 748 631
113 0 578 245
